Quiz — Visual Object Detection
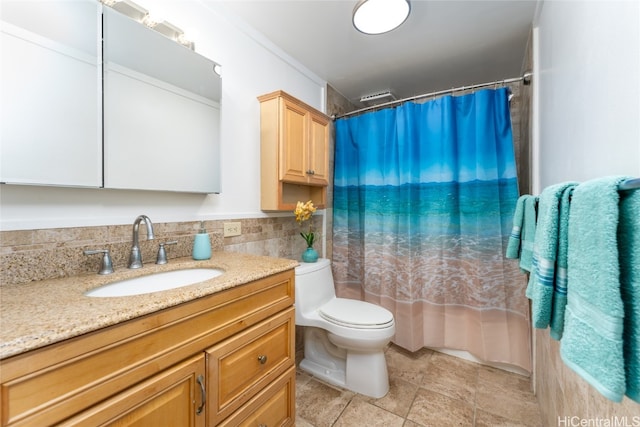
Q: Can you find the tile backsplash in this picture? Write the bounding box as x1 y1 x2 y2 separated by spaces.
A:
0 216 323 286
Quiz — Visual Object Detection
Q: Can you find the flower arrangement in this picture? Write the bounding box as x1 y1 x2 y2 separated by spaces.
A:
294 200 317 248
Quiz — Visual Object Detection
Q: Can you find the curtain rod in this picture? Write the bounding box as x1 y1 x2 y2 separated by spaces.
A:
333 71 533 120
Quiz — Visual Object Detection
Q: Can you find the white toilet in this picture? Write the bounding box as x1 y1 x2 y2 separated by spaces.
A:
294 258 395 398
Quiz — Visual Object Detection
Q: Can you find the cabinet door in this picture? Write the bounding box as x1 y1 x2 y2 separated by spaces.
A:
280 98 309 184
307 112 329 186
0 0 102 187
60 355 206 427
103 7 221 194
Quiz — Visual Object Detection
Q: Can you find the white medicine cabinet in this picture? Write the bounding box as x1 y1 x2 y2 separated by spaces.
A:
0 0 222 194
0 0 102 187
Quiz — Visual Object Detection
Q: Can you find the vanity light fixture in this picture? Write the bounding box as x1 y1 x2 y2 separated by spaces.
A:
100 0 195 50
353 0 411 35
102 0 147 22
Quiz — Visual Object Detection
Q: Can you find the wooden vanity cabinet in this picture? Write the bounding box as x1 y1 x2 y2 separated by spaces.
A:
0 270 295 427
259 90 330 211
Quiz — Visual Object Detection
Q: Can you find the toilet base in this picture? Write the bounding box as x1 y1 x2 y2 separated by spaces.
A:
299 358 347 389
300 327 390 399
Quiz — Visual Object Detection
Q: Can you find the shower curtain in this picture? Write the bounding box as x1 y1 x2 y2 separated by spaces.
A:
333 88 531 372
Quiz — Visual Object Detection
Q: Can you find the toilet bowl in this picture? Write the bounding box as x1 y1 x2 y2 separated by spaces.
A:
294 258 395 398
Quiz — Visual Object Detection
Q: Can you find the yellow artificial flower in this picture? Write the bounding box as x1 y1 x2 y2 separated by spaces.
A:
294 200 316 223
294 200 316 247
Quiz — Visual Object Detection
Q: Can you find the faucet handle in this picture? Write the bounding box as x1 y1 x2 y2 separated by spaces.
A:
156 241 178 265
84 249 114 275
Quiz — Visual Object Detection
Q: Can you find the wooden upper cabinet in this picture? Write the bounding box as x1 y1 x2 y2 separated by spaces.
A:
280 98 309 183
307 111 330 185
259 90 330 211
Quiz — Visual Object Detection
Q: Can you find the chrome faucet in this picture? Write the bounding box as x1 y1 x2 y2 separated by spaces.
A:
128 215 155 269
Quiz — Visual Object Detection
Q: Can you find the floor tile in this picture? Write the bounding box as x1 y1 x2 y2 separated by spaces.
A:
295 378 355 427
364 375 419 418
332 396 405 427
420 351 479 404
477 365 534 394
406 388 475 426
294 345 543 427
385 345 434 385
294 416 315 427
475 367 542 426
475 408 536 427
296 369 313 388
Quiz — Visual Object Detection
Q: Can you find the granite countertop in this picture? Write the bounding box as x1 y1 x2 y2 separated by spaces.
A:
0 252 299 360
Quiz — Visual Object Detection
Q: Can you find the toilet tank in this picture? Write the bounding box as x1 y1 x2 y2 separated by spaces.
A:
294 258 336 316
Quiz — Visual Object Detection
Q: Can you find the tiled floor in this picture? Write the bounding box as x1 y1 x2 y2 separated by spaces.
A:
295 344 543 427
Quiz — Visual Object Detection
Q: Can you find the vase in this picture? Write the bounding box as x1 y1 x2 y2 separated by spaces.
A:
301 247 318 263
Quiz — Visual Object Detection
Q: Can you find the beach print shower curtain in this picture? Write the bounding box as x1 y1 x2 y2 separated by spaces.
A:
333 88 531 372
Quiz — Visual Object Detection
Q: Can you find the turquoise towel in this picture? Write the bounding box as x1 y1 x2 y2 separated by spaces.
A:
549 184 577 340
618 189 640 403
560 176 627 402
519 196 538 273
529 182 579 329
506 195 527 259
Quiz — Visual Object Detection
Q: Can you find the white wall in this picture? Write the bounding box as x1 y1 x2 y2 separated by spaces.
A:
0 0 327 230
534 0 640 191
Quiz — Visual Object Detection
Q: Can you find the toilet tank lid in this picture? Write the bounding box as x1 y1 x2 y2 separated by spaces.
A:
295 258 331 275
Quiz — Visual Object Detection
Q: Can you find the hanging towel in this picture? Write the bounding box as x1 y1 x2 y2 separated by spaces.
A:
619 189 640 403
517 195 538 274
529 182 579 329
560 176 628 402
549 184 577 340
506 195 527 259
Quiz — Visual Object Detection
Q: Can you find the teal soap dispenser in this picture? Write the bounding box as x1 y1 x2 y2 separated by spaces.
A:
192 221 212 260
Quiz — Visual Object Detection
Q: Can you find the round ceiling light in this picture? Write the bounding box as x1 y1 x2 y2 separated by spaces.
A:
352 0 411 35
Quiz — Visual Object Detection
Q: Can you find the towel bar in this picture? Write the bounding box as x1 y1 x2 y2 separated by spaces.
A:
618 177 640 191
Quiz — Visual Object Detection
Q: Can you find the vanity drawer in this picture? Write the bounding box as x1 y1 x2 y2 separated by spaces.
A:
218 366 295 427
207 308 294 425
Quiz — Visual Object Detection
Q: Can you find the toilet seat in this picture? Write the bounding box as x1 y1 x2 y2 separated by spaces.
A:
318 298 394 329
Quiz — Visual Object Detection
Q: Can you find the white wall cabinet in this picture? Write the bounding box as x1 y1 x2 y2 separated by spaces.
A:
0 2 222 194
0 0 102 187
103 7 221 193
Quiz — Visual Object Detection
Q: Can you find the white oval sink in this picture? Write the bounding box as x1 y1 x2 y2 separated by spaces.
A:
85 268 224 297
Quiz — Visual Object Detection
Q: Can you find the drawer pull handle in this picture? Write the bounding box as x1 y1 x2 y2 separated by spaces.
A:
257 355 268 364
196 374 206 415
259 424 267 427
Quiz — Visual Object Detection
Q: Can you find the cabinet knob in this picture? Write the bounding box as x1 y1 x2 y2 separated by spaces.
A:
306 169 315 175
257 355 268 365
